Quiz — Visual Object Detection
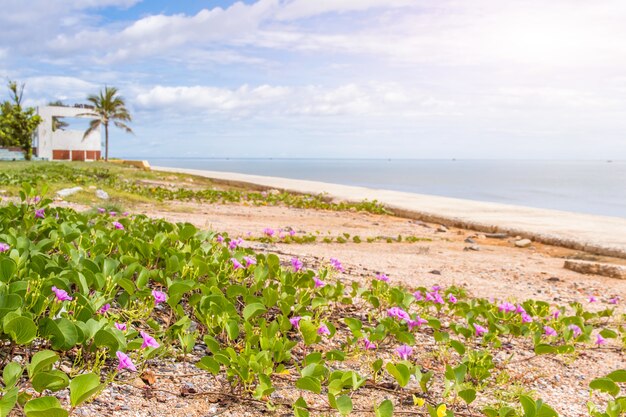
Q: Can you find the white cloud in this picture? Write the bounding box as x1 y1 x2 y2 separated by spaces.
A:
19 76 98 107
275 0 416 20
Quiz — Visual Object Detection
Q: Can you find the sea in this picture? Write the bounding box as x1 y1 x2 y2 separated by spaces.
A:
144 158 626 219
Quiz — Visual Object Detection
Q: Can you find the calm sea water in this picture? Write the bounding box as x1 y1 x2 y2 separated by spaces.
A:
146 159 626 218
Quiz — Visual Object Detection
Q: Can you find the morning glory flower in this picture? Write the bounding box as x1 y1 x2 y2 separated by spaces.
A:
431 285 441 292
216 235 224 243
33 196 41 204
498 302 516 313
152 289 167 304
115 323 127 331
317 324 331 336
0 242 9 253
413 291 424 301
109 211 117 216
387 307 410 321
329 258 344 272
97 208 106 214
289 316 301 329
51 286 73 302
568 324 582 337
98 303 111 314
595 334 606 346
407 317 428 330
140 331 160 349
589 295 598 303
375 273 389 282
395 344 413 360
34 208 45 219
543 326 557 337
448 294 457 303
515 304 526 314
521 312 533 323
608 297 619 304
112 221 124 230
313 277 325 288
291 257 303 272
289 229 296 236
243 256 257 267
263 228 275 237
228 238 243 250
473 323 488 336
122 212 129 216
116 351 137 372
551 310 560 319
231 258 243 270
362 338 377 350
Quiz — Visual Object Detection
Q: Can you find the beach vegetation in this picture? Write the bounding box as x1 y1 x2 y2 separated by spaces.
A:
0 81 42 160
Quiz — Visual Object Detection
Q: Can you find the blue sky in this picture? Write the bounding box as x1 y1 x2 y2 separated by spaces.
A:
2 0 626 159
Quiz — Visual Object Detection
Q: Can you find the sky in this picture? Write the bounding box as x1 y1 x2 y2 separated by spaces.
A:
1 0 626 159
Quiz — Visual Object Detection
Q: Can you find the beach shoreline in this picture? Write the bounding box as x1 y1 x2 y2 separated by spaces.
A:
153 165 626 259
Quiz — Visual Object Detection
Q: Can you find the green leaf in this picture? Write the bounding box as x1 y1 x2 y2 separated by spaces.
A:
607 369 626 383
519 395 536 417
534 344 557 355
2 362 22 388
299 319 319 346
94 328 126 353
293 397 310 417
600 329 618 339
589 377 620 397
23 396 68 417
31 370 69 393
0 258 17 283
335 395 353 416
536 403 558 417
70 373 104 407
0 387 18 417
243 303 267 321
28 350 59 378
386 362 411 387
449 340 466 355
196 356 220 374
459 388 476 404
295 376 321 394
375 399 394 417
4 316 37 344
0 294 22 320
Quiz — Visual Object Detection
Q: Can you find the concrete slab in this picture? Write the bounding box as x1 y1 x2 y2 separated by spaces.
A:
153 166 626 259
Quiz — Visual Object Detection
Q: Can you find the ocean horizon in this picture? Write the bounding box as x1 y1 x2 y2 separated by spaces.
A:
141 158 626 219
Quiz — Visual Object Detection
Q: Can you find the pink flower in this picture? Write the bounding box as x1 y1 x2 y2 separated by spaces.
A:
115 323 127 331
97 208 106 214
362 338 377 350
375 273 389 282
289 316 301 329
51 286 73 302
395 344 413 360
543 326 557 337
98 303 111 314
112 221 124 230
551 310 560 319
33 196 41 204
521 313 533 323
231 258 243 270
122 212 129 216
243 256 257 267
413 291 424 301
313 277 326 288
317 324 331 336
289 229 296 236
387 307 410 321
473 323 487 336
116 351 137 372
426 292 444 304
498 302 516 313
152 289 167 304
515 304 526 314
0 242 9 253
608 297 619 304
407 317 428 330
589 296 598 303
448 294 457 304
34 208 45 219
228 238 243 250
140 331 160 349
291 257 303 272
595 334 606 346
109 211 117 216
568 324 582 337
216 235 224 243
329 258 344 272
263 228 275 237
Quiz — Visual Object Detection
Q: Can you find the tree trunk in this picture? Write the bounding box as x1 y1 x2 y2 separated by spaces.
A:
104 123 109 162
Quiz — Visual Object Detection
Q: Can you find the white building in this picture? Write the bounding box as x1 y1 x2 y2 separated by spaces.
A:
34 105 101 161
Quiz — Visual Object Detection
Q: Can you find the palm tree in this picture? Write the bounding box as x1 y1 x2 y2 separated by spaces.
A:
81 87 133 161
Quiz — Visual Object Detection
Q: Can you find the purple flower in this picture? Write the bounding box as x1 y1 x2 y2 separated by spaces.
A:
313 277 326 288
407 317 428 330
330 258 344 272
543 326 557 337
216 235 224 243
243 256 257 267
51 286 72 302
362 338 376 350
263 228 275 237
34 208 45 219
115 323 127 331
112 221 124 230
498 302 516 313
122 212 129 216
109 211 117 216
595 334 606 346
317 324 331 336
140 331 160 349
515 304 526 314
426 292 444 304
521 312 533 323
291 257 303 272
608 297 619 304
289 316 301 329
395 344 413 360
152 289 167 304
473 323 488 336
413 291 424 301
116 351 137 372
98 303 111 314
568 324 582 337
33 196 41 204
375 273 389 282
448 294 457 304
387 307 410 321
551 310 560 319
589 295 598 303
97 208 106 214
231 258 244 270
431 285 441 292
0 242 9 253
228 238 243 250
289 229 296 236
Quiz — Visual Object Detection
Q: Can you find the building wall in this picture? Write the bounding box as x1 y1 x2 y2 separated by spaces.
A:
35 106 101 161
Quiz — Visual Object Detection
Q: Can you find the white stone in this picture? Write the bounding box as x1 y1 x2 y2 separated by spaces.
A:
96 189 109 200
56 187 83 198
